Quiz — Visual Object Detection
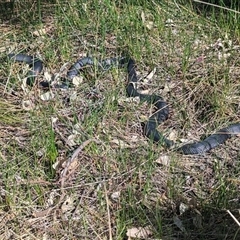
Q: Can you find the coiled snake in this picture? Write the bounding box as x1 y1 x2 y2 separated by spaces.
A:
8 53 240 155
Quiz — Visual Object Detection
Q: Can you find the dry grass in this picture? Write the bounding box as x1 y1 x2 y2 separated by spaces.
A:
1 0 240 239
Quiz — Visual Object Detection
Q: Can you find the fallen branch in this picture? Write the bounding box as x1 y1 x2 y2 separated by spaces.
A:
59 138 100 193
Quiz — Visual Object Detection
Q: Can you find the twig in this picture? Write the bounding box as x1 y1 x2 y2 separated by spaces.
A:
193 0 240 14
9 179 55 186
0 150 7 162
60 138 100 193
104 183 112 240
227 210 240 227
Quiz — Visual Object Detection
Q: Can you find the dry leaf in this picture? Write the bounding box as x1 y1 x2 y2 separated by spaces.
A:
162 81 176 94
165 18 175 27
156 155 170 166
44 71 52 82
111 191 121 201
168 129 178 141
144 67 156 81
118 96 140 105
36 148 45 157
61 196 75 213
22 100 35 111
70 91 78 101
61 157 78 172
32 28 47 36
138 89 150 95
145 21 154 30
47 190 58 207
32 207 53 218
72 123 82 134
179 202 189 215
141 11 154 30
66 134 79 147
51 117 58 124
40 91 55 101
110 139 130 148
141 11 145 23
21 77 30 93
126 226 152 239
52 160 59 170
72 76 83 86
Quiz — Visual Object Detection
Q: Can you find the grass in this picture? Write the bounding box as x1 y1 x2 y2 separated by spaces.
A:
1 0 240 239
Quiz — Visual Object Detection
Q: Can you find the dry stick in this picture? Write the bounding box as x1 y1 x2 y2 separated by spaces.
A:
0 151 7 162
10 179 55 186
104 183 113 240
60 138 100 193
57 158 151 192
227 210 240 227
60 162 80 184
52 157 151 214
4 68 12 94
55 139 100 210
193 0 240 14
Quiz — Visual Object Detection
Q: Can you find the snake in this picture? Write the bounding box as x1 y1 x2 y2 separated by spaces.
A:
7 53 240 155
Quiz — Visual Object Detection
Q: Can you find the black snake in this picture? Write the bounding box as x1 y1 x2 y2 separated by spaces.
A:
7 53 240 155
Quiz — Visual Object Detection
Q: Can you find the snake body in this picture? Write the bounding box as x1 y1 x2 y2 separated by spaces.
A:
8 53 43 86
8 53 240 155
